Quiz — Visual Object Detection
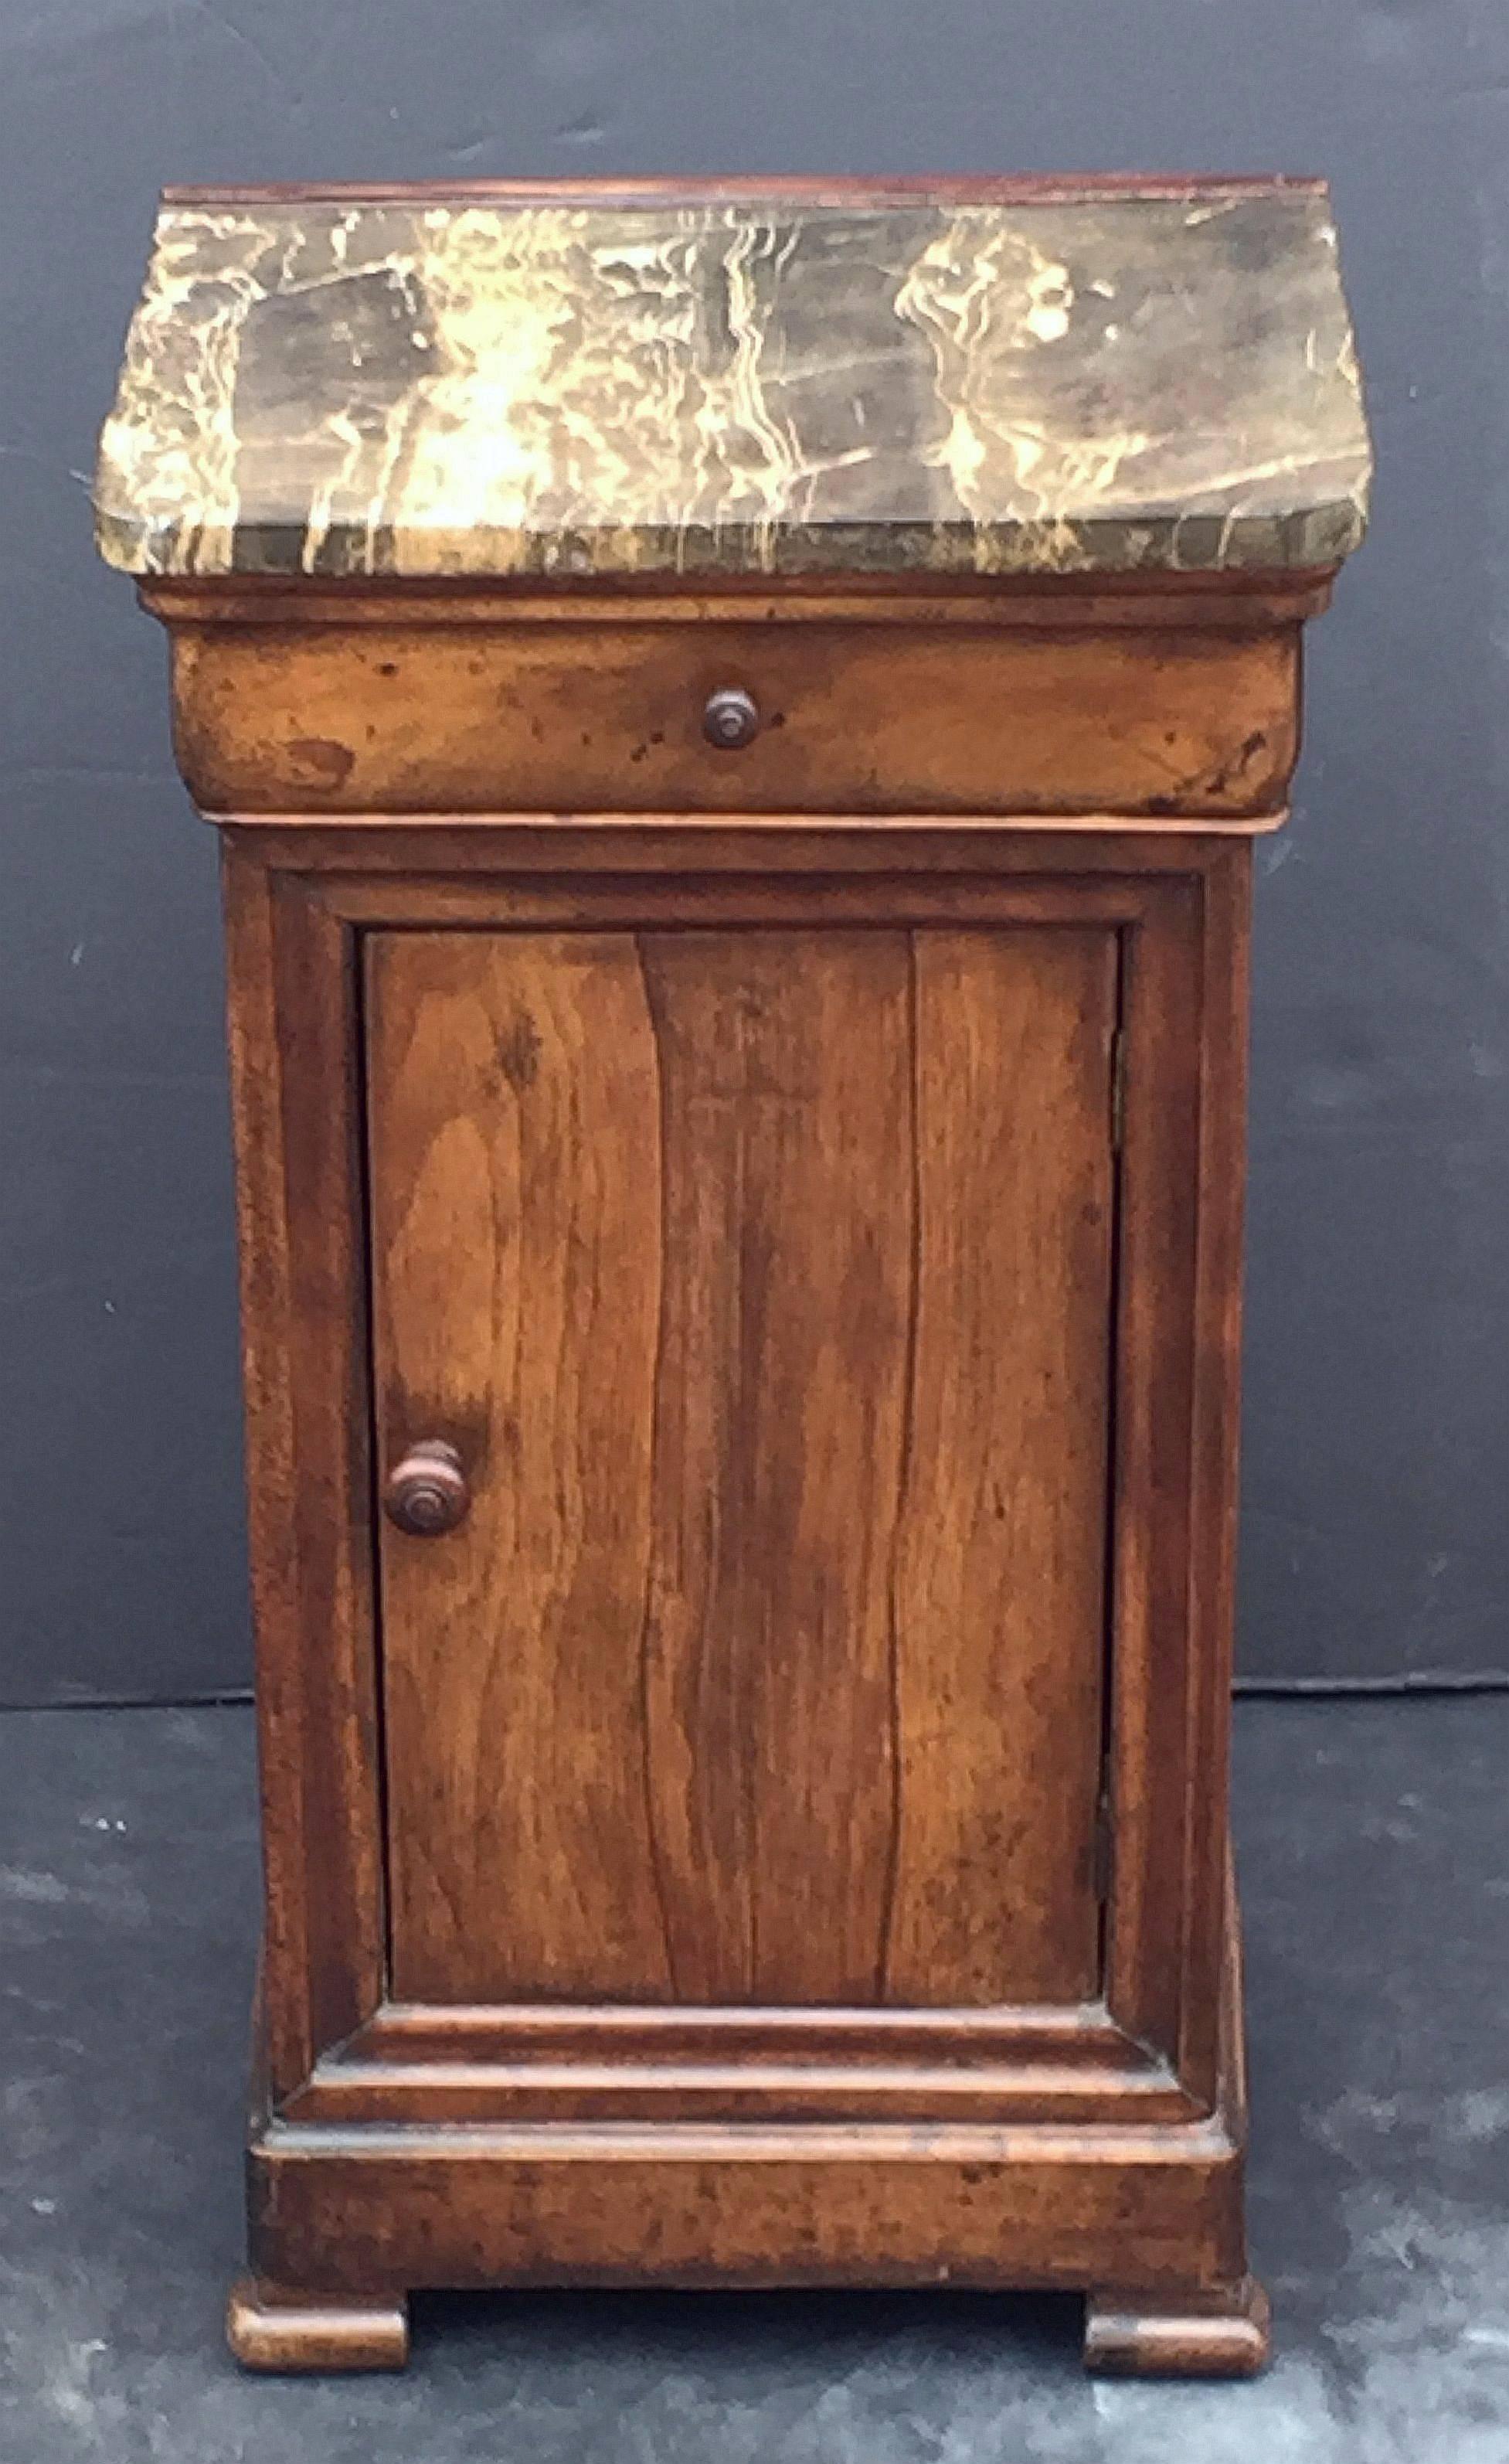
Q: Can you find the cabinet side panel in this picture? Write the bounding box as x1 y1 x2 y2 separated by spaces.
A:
367 932 676 1999
885 929 1119 2004
1178 844 1252 2098
223 853 386 2092
1103 879 1208 2071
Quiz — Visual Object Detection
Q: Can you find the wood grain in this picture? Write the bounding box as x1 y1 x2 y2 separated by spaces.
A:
223 822 1282 875
242 1825 1256 2347
246 2095 1249 2296
885 931 1116 2003
282 2062 1190 2129
141 568 1336 627
281 1996 1191 2126
210 836 1262 2364
169 618 1298 818
221 853 386 2096
367 924 1118 2010
226 2276 410 2372
366 932 674 2001
1177 844 1252 2098
1083 2275 1270 2376
633 932 912 2003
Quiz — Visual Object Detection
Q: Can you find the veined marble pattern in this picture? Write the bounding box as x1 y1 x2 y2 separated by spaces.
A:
94 188 1371 580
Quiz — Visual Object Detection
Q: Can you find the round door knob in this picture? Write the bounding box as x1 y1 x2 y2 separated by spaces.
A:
383 1439 470 1537
702 686 760 750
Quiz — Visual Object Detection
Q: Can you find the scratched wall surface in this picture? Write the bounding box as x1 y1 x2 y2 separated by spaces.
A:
0 0 1504 1701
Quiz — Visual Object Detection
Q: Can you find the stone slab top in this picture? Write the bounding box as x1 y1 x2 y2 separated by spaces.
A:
94 176 1371 585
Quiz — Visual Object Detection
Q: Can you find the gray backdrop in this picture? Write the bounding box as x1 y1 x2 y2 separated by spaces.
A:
2 0 1505 1703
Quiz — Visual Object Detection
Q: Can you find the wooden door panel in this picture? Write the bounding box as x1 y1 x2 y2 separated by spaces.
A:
635 933 914 2001
887 931 1118 2001
366 924 1117 2008
366 933 674 1999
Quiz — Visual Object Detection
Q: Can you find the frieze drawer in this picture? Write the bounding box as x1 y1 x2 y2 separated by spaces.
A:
163 611 1300 819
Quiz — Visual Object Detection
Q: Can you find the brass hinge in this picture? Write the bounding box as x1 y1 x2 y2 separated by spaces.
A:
1093 1788 1114 1903
1109 1027 1127 1154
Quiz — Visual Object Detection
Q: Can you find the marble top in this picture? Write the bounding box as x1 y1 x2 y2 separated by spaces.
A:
94 180 1371 582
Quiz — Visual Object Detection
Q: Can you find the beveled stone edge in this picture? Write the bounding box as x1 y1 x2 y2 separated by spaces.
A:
93 499 1369 584
159 173 1335 209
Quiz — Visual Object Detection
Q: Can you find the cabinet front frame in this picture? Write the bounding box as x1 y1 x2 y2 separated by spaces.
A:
220 820 1248 2133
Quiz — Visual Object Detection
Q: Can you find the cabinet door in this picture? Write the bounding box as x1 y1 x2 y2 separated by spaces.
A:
365 925 1118 2011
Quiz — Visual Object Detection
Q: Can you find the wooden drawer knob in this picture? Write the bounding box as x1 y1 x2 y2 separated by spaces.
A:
702 686 760 749
383 1439 470 1537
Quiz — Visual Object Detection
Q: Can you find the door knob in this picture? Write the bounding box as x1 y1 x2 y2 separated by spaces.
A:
383 1439 470 1537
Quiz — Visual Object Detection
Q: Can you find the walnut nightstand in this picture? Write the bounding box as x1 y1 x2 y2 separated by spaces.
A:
95 174 1370 2377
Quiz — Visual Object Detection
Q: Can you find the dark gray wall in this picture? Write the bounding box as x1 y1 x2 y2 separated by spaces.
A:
2 0 1505 1702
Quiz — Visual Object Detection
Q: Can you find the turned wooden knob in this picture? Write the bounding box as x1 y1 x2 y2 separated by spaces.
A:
383 1439 470 1537
702 686 760 749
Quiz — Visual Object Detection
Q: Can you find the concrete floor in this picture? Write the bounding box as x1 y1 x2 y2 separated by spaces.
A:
1 1695 1506 2462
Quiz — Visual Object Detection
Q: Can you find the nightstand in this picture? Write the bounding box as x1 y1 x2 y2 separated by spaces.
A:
95 173 1370 2376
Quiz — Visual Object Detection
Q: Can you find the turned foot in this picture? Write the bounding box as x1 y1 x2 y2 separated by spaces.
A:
226 2274 410 2372
1083 2275 1269 2377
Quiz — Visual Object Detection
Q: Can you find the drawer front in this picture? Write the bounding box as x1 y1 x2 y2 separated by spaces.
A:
365 922 1118 2011
172 618 1297 817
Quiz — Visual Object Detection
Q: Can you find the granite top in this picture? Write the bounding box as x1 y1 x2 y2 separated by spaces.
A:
94 179 1371 582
